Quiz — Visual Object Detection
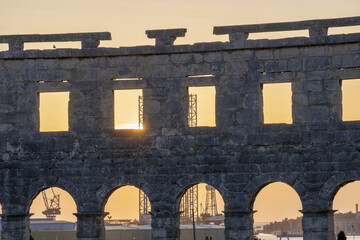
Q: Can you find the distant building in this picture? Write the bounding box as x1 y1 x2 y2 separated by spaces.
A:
0 218 76 231
262 217 302 235
262 204 360 236
334 204 360 234
30 218 76 231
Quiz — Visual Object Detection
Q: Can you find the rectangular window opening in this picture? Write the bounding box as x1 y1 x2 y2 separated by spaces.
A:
187 74 215 78
249 30 309 40
39 92 70 132
188 86 216 127
114 89 143 130
342 79 360 121
328 26 360 36
37 80 68 83
24 42 81 50
262 82 292 124
112 77 142 81
0 43 9 52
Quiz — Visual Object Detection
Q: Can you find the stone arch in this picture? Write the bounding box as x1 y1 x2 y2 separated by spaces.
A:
174 174 226 210
26 178 80 213
175 181 226 227
97 176 153 213
321 172 360 210
242 173 306 211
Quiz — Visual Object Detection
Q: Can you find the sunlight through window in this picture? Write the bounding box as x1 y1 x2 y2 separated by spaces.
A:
342 79 360 121
188 86 216 127
262 82 292 124
114 89 143 130
0 43 8 52
39 92 70 132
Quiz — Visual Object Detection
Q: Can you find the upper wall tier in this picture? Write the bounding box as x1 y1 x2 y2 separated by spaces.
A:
0 16 359 59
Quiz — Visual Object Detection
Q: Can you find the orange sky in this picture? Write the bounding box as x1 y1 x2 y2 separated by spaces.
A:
1 0 360 224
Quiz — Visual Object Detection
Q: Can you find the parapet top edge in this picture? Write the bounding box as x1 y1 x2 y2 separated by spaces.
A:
0 33 359 60
0 32 111 42
213 16 360 34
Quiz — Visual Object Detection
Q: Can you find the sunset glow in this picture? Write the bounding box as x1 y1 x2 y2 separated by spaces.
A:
2 0 360 227
39 92 69 132
262 83 292 124
114 89 143 130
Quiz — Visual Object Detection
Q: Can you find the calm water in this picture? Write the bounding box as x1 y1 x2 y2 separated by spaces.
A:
257 233 360 240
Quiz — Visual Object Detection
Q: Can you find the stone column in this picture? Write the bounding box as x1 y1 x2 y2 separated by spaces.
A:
150 209 181 240
302 210 336 240
74 212 108 240
224 210 255 240
0 213 31 240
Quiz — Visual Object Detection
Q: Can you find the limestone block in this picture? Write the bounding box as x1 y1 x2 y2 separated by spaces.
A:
293 93 309 106
341 54 360 68
323 79 340 91
306 70 334 81
218 94 242 110
288 58 302 71
146 28 186 46
227 50 253 61
170 53 203 64
143 55 170 65
304 57 331 71
0 124 14 132
255 49 273 59
224 61 249 75
309 27 328 39
294 105 329 123
274 47 299 59
182 63 212 76
332 55 342 68
59 58 80 69
243 93 260 109
236 109 261 125
216 109 236 126
303 46 332 56
264 60 287 72
304 81 323 92
145 100 161 115
332 43 360 55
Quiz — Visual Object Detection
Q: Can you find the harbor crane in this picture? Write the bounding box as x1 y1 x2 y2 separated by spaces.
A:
42 188 61 219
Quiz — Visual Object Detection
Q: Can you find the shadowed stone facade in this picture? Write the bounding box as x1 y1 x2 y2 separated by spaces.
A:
0 16 360 240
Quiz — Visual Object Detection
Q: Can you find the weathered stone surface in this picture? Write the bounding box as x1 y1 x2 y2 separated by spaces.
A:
0 16 360 240
146 28 187 46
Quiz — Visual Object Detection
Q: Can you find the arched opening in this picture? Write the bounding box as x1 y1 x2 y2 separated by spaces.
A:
178 183 225 240
29 187 77 239
252 182 303 239
104 185 151 239
332 181 360 238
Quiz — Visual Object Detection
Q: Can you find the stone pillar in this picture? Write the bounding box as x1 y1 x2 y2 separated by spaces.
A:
224 210 255 240
0 213 31 240
74 212 108 240
150 209 181 240
302 210 336 240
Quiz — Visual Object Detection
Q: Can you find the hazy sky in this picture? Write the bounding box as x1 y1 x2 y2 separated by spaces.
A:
1 0 360 224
